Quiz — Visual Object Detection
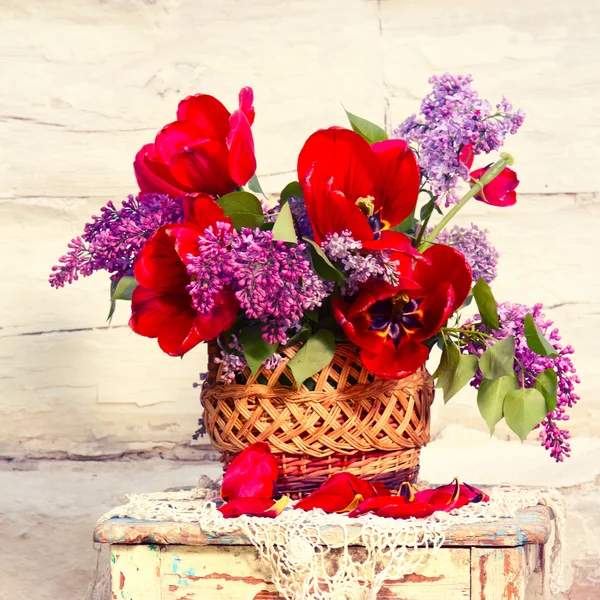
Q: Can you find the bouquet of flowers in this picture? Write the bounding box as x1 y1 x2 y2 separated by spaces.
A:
50 74 579 463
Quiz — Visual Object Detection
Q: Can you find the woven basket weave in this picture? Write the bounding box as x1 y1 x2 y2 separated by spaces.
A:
202 342 434 497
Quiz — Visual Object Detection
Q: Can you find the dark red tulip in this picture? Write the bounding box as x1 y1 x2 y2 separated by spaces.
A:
470 165 519 207
135 88 257 197
294 472 386 514
218 496 289 519
129 194 238 356
297 128 419 245
221 442 279 502
333 244 471 380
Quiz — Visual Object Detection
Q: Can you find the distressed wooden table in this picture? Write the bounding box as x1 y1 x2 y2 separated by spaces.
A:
95 505 553 600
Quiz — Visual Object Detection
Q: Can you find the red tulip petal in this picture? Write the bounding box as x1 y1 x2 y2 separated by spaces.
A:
371 139 420 228
373 482 393 497
134 225 191 291
416 244 472 311
302 166 374 244
134 144 187 197
360 338 430 380
374 501 439 519
218 496 289 519
459 144 475 169
345 280 398 320
176 93 231 142
154 120 208 163
238 86 255 125
471 167 519 207
221 442 279 502
226 109 257 186
169 139 236 197
332 297 386 355
129 286 202 356
182 194 231 233
411 283 455 342
191 286 239 341
298 128 379 204
362 231 429 268
348 495 410 518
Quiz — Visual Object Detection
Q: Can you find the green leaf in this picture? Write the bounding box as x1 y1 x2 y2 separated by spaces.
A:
107 279 118 322
344 108 388 144
305 309 319 323
479 337 515 379
283 323 312 347
504 388 549 442
247 174 265 196
524 313 559 358
280 181 303 202
239 325 278 376
419 198 437 221
472 277 499 329
477 375 519 435
534 368 558 412
287 330 336 389
460 294 474 309
271 201 297 244
443 354 479 403
433 342 460 392
391 209 416 233
302 237 346 283
217 191 264 229
110 276 138 301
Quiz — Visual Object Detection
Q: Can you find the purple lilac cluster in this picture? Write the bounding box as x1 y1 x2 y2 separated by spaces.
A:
321 231 399 296
287 195 315 239
213 335 247 384
463 302 579 461
186 224 332 344
431 224 499 284
49 193 184 287
394 73 525 205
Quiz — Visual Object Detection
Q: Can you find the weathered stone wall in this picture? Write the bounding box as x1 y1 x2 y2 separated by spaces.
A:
1 1 599 598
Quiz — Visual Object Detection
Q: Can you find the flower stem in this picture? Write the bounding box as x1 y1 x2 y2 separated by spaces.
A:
418 153 514 252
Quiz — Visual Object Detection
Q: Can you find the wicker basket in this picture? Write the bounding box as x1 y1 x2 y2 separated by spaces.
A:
201 342 434 497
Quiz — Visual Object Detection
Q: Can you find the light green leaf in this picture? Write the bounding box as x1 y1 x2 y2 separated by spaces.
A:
477 375 519 435
344 108 388 144
433 342 460 393
217 191 264 229
239 325 278 376
524 313 559 358
534 368 558 412
303 237 346 283
283 323 312 348
107 279 118 322
472 278 500 329
110 276 138 301
272 201 297 244
247 174 265 196
287 330 336 390
504 388 549 442
281 181 303 202
443 354 479 403
479 337 515 379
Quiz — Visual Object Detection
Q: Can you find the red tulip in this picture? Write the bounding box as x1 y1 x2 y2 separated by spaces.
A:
297 128 419 245
129 194 238 356
349 479 488 519
218 496 289 519
333 244 471 380
470 165 519 207
294 473 388 513
135 87 257 197
221 442 279 502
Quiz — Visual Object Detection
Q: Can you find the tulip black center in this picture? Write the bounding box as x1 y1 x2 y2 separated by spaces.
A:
367 296 424 348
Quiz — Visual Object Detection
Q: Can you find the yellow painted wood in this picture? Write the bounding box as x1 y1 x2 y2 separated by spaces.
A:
111 544 161 600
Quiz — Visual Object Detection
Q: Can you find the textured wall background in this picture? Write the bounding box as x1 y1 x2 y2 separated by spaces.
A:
1 1 600 598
